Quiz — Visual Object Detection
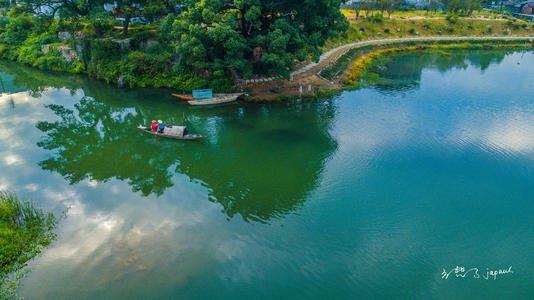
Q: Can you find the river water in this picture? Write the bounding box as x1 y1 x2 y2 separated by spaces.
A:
1 49 534 298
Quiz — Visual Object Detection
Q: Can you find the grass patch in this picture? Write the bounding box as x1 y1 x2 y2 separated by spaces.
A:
320 45 377 79
326 12 532 49
0 191 56 299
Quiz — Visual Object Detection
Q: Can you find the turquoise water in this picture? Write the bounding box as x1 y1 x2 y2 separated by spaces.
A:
0 49 533 298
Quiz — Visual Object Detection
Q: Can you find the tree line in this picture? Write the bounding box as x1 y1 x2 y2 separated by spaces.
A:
0 0 348 81
346 0 485 17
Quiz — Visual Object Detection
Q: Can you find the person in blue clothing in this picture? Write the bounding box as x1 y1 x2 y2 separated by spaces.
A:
157 120 165 133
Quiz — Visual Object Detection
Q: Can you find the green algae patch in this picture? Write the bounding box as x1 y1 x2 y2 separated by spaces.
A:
0 191 56 299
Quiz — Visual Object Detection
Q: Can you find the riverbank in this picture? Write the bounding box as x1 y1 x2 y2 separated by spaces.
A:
244 36 534 101
0 36 531 102
329 9 533 48
1 8 533 99
0 191 56 299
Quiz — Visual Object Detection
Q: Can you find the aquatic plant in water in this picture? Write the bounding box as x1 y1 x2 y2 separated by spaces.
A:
0 191 56 299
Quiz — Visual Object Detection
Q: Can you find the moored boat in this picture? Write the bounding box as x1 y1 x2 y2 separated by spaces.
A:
171 94 195 101
172 89 244 106
187 93 244 106
137 125 207 140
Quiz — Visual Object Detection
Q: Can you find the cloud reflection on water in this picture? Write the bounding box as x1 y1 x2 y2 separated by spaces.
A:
450 109 534 157
1 50 534 298
1 98 232 295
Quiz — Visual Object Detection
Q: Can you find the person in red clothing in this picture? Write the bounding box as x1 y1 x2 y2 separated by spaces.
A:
150 120 158 131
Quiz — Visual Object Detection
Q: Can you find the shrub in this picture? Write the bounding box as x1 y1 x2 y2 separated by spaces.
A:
34 53 66 71
16 43 42 65
2 15 36 46
83 39 123 81
37 32 58 45
56 18 83 33
210 78 235 93
0 44 10 57
0 16 10 27
446 13 459 24
87 15 115 37
158 14 176 43
506 21 521 30
93 39 122 60
370 14 384 23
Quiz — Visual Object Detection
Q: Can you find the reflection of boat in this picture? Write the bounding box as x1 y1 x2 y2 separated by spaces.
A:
187 93 244 106
137 125 207 140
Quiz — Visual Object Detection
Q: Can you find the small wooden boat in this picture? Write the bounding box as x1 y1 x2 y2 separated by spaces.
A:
171 94 194 101
172 88 244 106
137 125 207 140
187 93 244 106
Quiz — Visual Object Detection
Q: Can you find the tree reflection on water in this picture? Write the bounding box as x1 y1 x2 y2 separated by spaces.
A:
10 48 520 223
29 69 338 222
367 49 512 92
36 98 179 196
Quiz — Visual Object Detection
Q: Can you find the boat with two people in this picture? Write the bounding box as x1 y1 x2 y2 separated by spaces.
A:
172 89 244 106
138 123 207 140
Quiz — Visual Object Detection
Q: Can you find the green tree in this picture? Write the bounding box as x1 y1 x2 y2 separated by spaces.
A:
142 0 181 21
15 0 105 18
381 0 401 18
168 0 348 79
16 0 62 18
427 0 442 13
1 14 36 46
444 0 482 15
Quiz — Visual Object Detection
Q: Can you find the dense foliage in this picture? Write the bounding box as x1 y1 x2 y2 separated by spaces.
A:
0 0 517 91
166 0 348 78
0 0 348 91
0 191 56 299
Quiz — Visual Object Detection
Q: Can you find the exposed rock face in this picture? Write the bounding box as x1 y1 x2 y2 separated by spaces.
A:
41 44 80 62
58 31 73 40
57 45 79 62
118 76 127 88
58 31 86 40
41 44 50 53
75 44 84 53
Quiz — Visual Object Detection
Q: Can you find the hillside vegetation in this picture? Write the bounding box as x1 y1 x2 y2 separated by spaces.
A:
326 10 533 49
0 0 347 91
0 1 531 92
